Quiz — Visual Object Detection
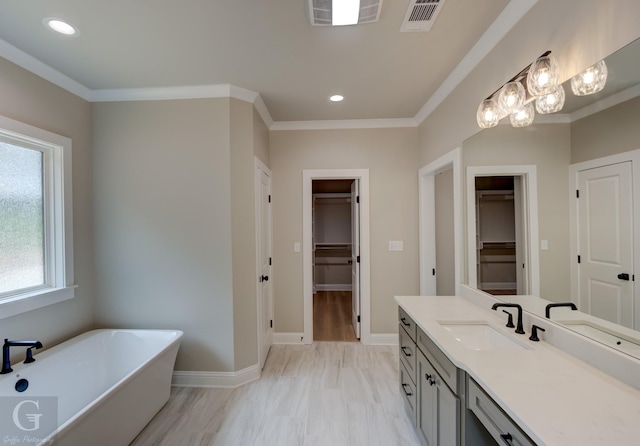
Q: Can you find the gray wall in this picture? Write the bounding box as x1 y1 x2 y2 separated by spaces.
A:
0 57 94 348
92 97 264 372
571 96 640 164
270 127 420 335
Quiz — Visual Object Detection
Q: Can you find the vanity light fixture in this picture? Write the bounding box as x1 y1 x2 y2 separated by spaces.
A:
44 18 79 36
571 59 608 96
477 51 564 129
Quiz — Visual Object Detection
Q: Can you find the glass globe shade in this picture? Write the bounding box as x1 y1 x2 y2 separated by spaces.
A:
510 102 535 127
527 55 560 96
571 60 608 96
476 99 500 128
535 84 565 114
497 82 526 115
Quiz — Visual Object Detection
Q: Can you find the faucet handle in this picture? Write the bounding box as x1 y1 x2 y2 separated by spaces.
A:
529 325 546 342
502 310 515 328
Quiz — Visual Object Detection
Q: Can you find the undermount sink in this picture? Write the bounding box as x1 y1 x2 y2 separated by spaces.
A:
438 321 529 351
557 320 640 354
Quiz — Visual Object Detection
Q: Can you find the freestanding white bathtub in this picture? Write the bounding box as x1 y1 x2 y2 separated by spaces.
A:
0 329 183 446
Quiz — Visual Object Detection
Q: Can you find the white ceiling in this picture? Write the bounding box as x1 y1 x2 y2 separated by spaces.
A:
0 0 517 123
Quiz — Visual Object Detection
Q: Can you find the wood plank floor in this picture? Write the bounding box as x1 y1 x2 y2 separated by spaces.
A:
131 343 422 446
313 291 358 342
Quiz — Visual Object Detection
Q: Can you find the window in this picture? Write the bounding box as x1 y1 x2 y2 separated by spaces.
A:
0 115 74 319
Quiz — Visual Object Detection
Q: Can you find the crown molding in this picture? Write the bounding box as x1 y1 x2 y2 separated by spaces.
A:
414 0 538 126
0 38 92 101
0 0 535 132
270 117 418 131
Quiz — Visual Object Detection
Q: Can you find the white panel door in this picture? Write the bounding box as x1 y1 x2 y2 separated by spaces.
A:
578 162 634 328
257 165 273 369
351 179 361 339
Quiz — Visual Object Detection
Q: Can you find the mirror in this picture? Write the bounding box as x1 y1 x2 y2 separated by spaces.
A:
462 37 640 358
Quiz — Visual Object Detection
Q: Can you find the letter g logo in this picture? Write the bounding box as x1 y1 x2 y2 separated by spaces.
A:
12 399 43 431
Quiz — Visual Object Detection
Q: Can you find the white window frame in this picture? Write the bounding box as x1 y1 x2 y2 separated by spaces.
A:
0 115 75 319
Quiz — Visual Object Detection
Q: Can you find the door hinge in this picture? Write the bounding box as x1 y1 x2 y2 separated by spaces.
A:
357 315 361 323
268 194 271 203
357 255 360 263
578 255 581 264
270 320 273 328
432 268 436 276
576 190 579 198
357 196 360 204
269 257 272 266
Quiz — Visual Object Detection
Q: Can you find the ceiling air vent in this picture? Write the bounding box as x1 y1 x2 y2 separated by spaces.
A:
308 0 383 26
400 0 447 32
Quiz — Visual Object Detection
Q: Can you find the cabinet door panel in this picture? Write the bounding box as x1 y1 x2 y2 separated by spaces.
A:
417 351 436 445
437 378 460 446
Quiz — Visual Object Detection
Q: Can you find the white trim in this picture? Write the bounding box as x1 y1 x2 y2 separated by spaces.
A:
303 169 371 345
418 148 463 296
414 0 538 125
466 165 540 296
273 332 306 344
479 281 517 290
0 38 92 101
270 118 418 131
368 333 399 346
568 149 640 325
172 364 260 388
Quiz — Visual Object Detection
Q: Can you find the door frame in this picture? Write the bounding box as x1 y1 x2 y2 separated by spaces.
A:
255 157 273 368
303 169 370 344
466 165 540 296
569 149 640 327
418 148 463 296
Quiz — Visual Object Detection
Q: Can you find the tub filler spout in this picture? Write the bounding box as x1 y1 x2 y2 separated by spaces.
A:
1 339 43 374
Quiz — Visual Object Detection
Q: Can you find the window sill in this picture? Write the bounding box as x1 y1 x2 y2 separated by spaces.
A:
0 285 77 320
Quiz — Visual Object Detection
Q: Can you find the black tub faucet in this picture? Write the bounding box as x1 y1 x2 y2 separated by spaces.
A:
491 303 525 334
1 339 43 374
545 302 578 319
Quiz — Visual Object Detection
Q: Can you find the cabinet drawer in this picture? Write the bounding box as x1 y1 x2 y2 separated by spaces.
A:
400 360 417 426
398 306 417 342
468 378 535 446
417 326 459 394
399 323 417 382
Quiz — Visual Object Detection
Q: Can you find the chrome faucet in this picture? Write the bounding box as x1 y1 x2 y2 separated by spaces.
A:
491 303 525 334
545 302 578 319
1 339 43 374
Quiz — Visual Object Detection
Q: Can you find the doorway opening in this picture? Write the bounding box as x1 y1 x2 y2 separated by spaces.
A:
303 169 370 345
312 180 358 341
466 165 540 296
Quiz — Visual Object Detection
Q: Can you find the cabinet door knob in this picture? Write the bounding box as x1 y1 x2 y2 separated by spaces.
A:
401 346 412 357
401 383 413 396
400 317 411 327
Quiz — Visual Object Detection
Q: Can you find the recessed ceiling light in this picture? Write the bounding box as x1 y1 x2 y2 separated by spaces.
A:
44 18 79 36
329 95 344 102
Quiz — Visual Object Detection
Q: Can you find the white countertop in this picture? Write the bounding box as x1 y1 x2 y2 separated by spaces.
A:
395 295 640 446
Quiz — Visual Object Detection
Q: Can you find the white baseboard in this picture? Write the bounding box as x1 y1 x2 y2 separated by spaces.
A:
172 363 260 388
315 284 353 291
368 333 399 345
273 332 306 344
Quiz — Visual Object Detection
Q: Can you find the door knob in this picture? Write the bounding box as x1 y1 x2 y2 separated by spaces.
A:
260 275 269 282
618 273 630 281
